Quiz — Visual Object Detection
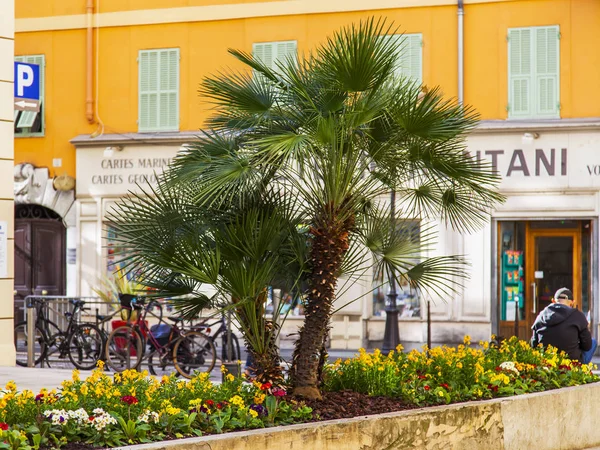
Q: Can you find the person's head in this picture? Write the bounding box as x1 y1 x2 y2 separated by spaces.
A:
552 287 575 308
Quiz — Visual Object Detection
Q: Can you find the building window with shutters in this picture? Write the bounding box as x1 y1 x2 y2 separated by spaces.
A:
138 48 180 133
14 55 45 137
252 40 297 77
508 26 560 119
381 33 423 84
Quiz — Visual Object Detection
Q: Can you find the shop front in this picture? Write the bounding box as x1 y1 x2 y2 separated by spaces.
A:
72 134 193 297
470 124 600 343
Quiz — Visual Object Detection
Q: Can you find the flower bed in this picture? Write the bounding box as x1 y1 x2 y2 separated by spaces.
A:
0 337 597 449
0 363 311 449
322 336 598 404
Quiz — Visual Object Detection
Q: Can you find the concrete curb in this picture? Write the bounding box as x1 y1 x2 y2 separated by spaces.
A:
124 382 600 450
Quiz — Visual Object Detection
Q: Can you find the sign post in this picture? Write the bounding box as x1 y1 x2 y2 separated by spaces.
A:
14 62 40 112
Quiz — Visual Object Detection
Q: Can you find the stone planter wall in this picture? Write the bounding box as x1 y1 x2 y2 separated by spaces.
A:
129 383 600 450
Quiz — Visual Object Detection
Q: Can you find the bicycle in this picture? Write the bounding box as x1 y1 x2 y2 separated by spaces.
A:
104 296 216 378
191 313 241 362
14 298 104 370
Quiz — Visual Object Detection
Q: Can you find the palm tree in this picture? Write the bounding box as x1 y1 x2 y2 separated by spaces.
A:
109 17 503 399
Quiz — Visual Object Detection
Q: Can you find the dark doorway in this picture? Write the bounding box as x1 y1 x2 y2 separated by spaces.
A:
14 205 66 322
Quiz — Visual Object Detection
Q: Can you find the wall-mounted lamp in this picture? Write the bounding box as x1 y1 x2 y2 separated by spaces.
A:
522 132 540 144
103 146 123 157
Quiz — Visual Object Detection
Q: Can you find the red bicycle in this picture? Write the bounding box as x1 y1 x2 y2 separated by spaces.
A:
104 296 216 378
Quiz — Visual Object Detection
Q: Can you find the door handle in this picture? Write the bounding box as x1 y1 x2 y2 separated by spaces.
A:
531 282 537 314
13 290 17 295
41 290 48 295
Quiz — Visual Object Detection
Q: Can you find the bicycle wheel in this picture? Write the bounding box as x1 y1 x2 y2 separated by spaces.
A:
148 348 177 377
172 331 216 379
67 323 104 370
105 325 144 372
14 321 46 367
220 333 241 362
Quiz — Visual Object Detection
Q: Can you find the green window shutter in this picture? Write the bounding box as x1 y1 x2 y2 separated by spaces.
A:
253 41 296 77
139 48 179 132
382 34 422 84
275 41 297 69
508 28 532 118
400 34 423 84
14 55 45 134
535 26 559 117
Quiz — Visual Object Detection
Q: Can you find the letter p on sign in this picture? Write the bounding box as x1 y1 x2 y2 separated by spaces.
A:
14 62 40 101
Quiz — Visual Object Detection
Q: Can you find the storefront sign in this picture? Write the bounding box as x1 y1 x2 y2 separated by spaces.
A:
467 131 600 190
76 145 182 197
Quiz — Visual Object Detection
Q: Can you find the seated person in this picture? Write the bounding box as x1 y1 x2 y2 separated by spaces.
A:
531 287 597 363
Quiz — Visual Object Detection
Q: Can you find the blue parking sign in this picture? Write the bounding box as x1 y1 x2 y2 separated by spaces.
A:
14 62 40 101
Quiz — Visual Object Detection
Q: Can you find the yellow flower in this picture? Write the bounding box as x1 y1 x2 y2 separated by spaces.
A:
456 362 463 369
226 374 235 382
229 395 245 409
80 385 88 396
72 370 81 382
438 391 445 397
254 393 266 404
248 409 258 419
4 381 17 392
220 365 227 374
189 398 203 408
463 335 471 346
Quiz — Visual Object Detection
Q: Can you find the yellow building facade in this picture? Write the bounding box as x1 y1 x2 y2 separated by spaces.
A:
11 0 600 354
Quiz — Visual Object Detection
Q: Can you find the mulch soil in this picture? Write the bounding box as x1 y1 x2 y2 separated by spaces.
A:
299 390 418 421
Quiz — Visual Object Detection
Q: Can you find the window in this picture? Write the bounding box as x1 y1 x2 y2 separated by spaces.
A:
252 40 297 76
381 33 423 84
372 220 421 318
14 55 44 136
138 48 180 132
508 26 560 119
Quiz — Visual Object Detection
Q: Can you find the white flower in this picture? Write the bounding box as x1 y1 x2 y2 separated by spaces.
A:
90 410 117 431
67 408 89 425
43 409 69 426
137 410 160 424
499 361 520 375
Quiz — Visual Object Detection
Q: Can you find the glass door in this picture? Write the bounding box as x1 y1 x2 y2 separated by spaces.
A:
526 228 581 331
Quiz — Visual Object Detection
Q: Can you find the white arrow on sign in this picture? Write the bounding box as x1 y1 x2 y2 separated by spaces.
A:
15 100 37 108
14 98 40 112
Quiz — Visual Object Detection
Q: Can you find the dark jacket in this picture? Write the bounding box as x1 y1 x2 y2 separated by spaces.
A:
530 303 592 361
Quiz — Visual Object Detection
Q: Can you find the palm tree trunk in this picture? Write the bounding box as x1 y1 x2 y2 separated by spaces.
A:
290 216 351 399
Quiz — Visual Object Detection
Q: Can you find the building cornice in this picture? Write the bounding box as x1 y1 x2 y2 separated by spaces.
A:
473 118 600 134
16 0 513 33
71 131 200 147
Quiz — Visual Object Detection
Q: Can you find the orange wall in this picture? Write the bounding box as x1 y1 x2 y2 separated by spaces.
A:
14 0 600 179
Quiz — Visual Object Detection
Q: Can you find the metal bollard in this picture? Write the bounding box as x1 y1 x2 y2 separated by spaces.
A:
26 299 35 368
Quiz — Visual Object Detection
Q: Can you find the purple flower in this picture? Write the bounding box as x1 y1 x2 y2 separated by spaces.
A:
59 416 65 423
249 404 267 417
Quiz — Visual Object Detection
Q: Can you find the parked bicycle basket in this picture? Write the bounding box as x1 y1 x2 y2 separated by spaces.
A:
119 294 140 322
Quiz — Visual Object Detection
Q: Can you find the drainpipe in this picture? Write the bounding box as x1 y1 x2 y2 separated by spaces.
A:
86 0 95 123
457 0 464 105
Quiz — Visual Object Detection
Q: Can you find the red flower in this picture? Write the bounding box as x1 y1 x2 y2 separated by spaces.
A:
424 385 430 391
272 387 286 397
260 382 272 391
417 375 427 380
121 395 139 405
216 403 223 410
495 366 502 372
0 423 8 431
35 394 44 402
440 383 450 390
206 400 214 407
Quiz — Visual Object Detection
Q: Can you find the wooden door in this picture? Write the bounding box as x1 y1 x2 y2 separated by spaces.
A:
526 227 581 331
14 215 66 322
